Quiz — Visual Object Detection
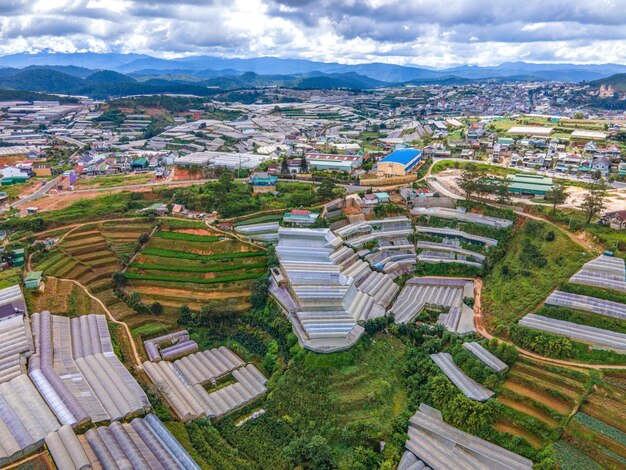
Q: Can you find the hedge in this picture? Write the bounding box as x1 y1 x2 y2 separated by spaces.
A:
125 271 263 285
130 261 268 273
142 247 266 261
154 231 222 242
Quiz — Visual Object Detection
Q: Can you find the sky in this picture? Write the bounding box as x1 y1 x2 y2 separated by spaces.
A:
2 0 626 68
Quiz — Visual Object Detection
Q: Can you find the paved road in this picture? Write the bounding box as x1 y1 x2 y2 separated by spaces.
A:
3 176 60 212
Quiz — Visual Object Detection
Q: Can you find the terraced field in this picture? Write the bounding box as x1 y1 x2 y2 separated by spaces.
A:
126 225 267 316
492 357 591 449
556 371 626 468
35 219 157 288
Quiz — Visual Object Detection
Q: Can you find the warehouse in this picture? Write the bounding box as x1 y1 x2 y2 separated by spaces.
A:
507 126 553 136
307 153 363 173
375 148 423 177
399 403 533 469
506 173 554 196
46 414 200 470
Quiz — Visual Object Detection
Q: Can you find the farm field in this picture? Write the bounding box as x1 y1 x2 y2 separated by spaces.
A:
556 371 626 469
34 219 156 288
482 218 591 333
73 173 155 189
24 276 106 316
125 222 267 317
492 357 591 450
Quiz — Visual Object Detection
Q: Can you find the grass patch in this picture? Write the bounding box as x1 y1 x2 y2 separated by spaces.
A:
154 231 221 243
482 218 591 333
0 268 21 288
125 271 263 285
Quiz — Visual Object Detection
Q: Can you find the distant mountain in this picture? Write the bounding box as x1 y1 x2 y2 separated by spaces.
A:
0 68 84 93
1 52 625 83
85 70 136 84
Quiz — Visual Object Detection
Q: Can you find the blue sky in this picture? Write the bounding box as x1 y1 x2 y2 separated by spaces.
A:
2 0 626 67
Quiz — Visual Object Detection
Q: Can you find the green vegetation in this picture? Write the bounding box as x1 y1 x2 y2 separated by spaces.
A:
0 268 21 289
560 283 626 304
153 231 222 243
141 247 265 262
431 159 520 177
174 172 322 218
76 173 153 188
125 271 262 285
482 219 590 334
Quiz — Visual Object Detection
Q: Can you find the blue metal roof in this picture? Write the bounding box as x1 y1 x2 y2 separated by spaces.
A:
380 148 422 166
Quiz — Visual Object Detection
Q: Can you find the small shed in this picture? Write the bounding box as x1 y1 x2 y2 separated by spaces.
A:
10 249 25 267
23 271 43 289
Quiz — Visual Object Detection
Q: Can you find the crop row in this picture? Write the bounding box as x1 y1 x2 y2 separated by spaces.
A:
154 231 222 243
130 261 267 273
142 247 266 261
125 271 262 285
233 214 283 227
574 412 626 446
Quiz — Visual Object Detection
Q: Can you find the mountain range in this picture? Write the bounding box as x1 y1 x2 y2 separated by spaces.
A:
2 52 626 83
0 52 625 99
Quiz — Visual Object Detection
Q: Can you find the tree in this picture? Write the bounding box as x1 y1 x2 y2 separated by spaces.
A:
178 305 192 325
573 111 584 119
250 276 270 308
218 170 234 192
299 153 309 173
280 157 289 175
128 291 142 309
149 301 163 315
317 178 336 200
112 271 127 288
544 185 567 212
456 163 485 201
591 169 603 183
580 185 607 224
494 177 511 204
262 340 279 375
138 233 150 244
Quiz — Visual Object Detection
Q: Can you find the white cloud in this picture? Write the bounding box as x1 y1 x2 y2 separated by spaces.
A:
0 0 626 67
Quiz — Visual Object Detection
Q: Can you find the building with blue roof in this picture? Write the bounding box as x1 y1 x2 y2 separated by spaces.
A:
376 148 423 177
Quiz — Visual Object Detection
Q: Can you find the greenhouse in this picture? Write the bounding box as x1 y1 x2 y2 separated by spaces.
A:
415 226 498 246
30 312 149 425
391 278 471 324
400 403 533 469
462 342 509 373
0 315 33 383
546 290 626 320
569 255 626 292
143 347 268 421
46 414 200 470
430 353 494 402
275 227 391 352
519 314 626 352
411 206 513 228
0 374 60 467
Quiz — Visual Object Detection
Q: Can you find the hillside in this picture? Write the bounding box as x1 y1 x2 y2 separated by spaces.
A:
588 73 626 92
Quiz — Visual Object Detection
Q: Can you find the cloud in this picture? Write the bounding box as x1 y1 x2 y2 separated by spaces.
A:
0 0 625 67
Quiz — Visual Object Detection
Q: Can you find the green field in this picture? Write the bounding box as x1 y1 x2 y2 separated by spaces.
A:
482 218 591 333
126 226 267 315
